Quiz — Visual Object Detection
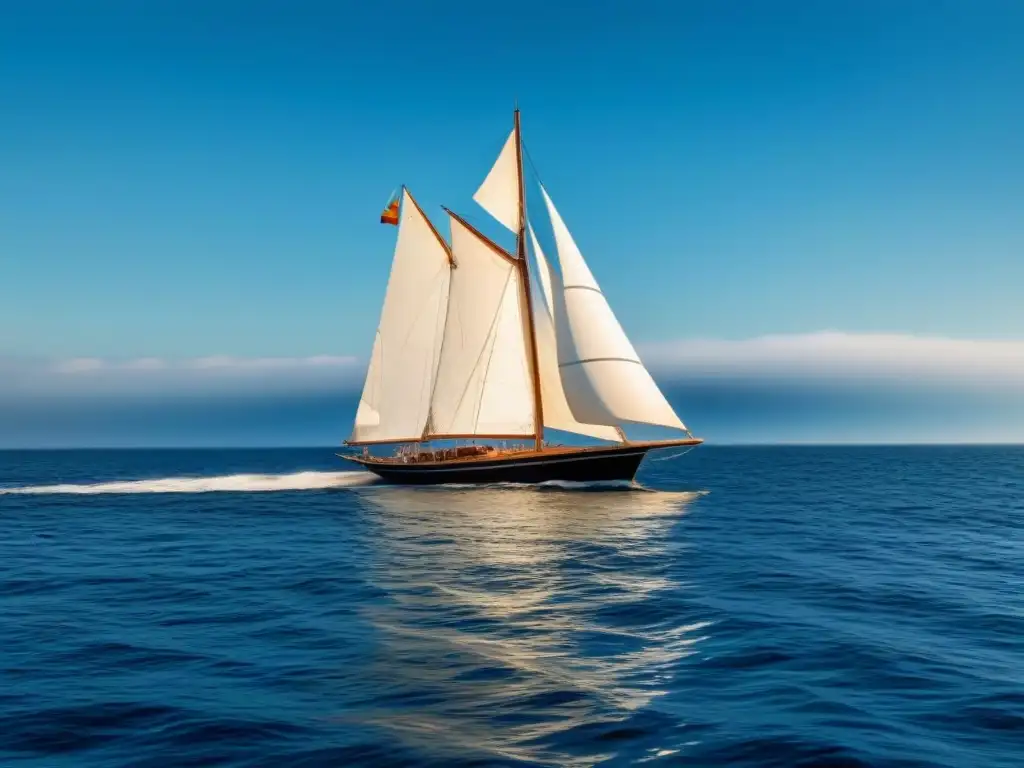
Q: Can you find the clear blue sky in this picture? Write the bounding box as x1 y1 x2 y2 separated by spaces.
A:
2 0 1022 362
2 1 1023 447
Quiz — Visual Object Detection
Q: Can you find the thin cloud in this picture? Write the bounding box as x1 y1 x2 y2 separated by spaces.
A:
120 357 168 370
2 337 1022 446
2 354 362 399
184 355 356 371
640 332 1024 388
51 357 106 373
45 355 358 374
2 333 1023 401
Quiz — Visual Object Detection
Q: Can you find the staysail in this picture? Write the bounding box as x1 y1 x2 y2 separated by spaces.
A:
472 129 521 234
424 213 535 439
528 225 621 442
349 188 452 444
539 185 687 431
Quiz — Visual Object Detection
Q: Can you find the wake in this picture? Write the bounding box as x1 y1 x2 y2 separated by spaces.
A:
0 471 378 496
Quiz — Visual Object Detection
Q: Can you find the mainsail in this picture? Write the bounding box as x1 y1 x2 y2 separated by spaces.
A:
425 213 535 439
539 185 687 432
349 188 452 444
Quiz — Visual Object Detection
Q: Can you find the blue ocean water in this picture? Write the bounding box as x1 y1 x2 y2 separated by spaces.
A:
0 446 1021 767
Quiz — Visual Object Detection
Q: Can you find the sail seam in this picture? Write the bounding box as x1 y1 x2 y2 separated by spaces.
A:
559 357 642 368
563 285 603 294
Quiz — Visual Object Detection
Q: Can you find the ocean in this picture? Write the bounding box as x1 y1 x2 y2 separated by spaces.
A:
0 446 1021 767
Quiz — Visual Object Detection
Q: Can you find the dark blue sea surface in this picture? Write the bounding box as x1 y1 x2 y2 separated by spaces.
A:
1 446 1021 767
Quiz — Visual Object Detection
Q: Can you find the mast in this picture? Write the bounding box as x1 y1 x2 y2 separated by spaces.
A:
514 108 545 451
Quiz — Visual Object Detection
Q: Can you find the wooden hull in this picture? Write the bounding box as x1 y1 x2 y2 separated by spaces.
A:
340 440 700 486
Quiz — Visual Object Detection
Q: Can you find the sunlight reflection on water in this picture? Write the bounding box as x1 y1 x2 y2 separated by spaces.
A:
349 486 710 765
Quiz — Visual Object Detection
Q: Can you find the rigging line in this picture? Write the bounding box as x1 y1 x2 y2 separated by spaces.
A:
423 278 449 436
469 272 511 432
521 141 560 286
423 245 459 440
522 141 545 190
457 208 495 231
396 271 449 350
415 278 450 430
559 357 642 368
455 207 518 256
446 269 514 434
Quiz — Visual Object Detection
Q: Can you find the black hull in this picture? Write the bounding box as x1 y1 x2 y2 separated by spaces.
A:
345 446 652 486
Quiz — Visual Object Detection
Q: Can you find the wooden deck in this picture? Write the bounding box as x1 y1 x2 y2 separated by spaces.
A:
339 437 703 469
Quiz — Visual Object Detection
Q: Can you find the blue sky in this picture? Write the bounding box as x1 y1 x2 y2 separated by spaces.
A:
1 1 1022 446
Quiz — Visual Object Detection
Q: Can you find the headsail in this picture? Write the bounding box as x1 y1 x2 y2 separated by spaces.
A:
349 188 452 444
528 225 621 443
424 213 535 439
472 129 521 234
539 185 687 432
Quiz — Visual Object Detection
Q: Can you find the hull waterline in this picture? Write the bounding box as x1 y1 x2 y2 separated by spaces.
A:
339 440 700 486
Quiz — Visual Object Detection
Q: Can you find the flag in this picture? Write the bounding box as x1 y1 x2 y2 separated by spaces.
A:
380 197 399 226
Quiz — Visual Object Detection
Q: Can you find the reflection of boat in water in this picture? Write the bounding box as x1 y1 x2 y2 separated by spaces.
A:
341 108 701 485
347 485 712 765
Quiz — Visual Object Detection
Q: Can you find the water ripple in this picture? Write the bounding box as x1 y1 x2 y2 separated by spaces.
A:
0 446 1021 766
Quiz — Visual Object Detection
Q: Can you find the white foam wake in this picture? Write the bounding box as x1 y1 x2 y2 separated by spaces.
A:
0 471 378 495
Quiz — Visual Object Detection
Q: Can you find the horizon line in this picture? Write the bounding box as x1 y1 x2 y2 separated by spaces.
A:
3 441 1023 452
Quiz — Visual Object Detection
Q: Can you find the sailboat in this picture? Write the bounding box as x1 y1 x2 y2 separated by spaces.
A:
340 109 702 484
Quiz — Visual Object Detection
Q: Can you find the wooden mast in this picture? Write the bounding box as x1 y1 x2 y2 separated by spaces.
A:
442 208 518 265
513 108 545 452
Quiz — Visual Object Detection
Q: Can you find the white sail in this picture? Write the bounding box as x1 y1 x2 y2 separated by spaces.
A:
472 129 520 233
529 224 555 313
427 214 535 438
528 225 621 443
540 185 687 431
353 335 383 430
350 189 452 443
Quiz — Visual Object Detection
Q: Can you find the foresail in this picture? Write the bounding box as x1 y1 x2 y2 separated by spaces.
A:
354 333 383 430
426 214 535 438
528 225 621 443
472 129 520 233
540 185 687 432
350 189 451 443
528 224 555 313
